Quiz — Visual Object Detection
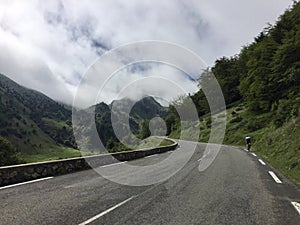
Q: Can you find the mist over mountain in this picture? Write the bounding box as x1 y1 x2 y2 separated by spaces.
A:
74 95 167 154
0 73 166 165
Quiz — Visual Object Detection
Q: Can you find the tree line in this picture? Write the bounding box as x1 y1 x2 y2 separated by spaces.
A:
166 1 300 133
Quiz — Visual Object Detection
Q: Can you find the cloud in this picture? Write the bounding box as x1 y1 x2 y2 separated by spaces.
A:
0 0 293 107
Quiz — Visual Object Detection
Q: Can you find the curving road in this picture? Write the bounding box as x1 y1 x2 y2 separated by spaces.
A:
0 141 300 225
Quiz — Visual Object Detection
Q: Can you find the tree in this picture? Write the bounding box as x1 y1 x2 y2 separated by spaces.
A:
211 56 242 105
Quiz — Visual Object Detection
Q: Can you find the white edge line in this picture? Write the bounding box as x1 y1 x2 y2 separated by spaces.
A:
198 149 211 161
78 196 134 225
291 202 300 215
268 171 283 184
101 161 126 168
251 153 257 157
145 154 157 158
258 159 266 166
0 177 53 190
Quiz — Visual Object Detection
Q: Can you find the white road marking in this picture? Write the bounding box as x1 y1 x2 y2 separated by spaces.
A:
101 161 126 168
291 202 300 215
145 154 157 158
78 196 134 225
258 159 266 166
251 153 257 157
198 149 211 161
268 171 282 184
0 177 53 190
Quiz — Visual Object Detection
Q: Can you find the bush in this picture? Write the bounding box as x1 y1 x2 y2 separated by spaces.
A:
205 117 212 128
230 116 243 123
245 119 265 132
273 98 300 128
0 136 19 166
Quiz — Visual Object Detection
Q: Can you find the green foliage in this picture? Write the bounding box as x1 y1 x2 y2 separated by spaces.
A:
105 139 131 153
238 1 300 113
0 73 77 164
211 56 242 105
229 116 242 124
255 117 300 185
166 2 300 186
272 97 300 128
0 136 19 166
140 120 151 139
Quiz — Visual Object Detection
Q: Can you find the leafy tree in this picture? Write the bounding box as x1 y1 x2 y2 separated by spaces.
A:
211 56 242 105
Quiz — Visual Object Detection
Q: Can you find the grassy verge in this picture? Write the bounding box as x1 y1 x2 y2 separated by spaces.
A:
254 118 300 186
223 105 300 186
169 103 300 186
135 136 175 149
20 146 81 163
19 136 175 164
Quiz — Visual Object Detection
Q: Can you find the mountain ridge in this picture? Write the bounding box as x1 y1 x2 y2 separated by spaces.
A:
0 73 166 165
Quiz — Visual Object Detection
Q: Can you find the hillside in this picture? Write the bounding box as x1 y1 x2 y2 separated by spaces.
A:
0 74 80 164
168 1 300 185
74 96 167 154
0 73 167 165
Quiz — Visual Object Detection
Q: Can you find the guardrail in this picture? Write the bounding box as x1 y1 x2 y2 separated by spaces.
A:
0 138 178 187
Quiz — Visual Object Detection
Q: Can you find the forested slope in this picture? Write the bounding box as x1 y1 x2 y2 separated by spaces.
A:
167 1 300 184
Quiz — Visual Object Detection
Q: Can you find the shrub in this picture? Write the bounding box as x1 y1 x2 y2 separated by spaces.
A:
0 136 19 166
273 98 300 128
229 116 243 123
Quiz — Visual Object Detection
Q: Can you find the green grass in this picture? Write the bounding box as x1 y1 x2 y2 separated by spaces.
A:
221 105 300 186
159 139 175 147
20 146 81 163
135 136 174 149
169 102 300 186
254 118 300 186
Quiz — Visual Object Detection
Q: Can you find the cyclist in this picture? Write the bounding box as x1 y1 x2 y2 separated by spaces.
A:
245 136 251 151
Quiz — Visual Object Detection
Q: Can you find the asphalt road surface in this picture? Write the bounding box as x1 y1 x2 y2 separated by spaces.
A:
1 141 300 225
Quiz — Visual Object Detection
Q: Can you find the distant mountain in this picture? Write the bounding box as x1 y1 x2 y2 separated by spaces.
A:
74 96 167 153
112 96 168 120
0 73 167 164
0 73 78 163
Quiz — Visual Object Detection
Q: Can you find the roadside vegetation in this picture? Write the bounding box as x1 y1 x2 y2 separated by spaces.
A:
0 2 299 188
167 1 300 185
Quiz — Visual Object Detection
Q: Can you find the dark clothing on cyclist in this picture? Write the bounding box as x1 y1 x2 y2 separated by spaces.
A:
245 136 251 144
245 136 251 151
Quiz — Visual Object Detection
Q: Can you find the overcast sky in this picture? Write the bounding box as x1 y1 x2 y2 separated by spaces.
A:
0 0 293 107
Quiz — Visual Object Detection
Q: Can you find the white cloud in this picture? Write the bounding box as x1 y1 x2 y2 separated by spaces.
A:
0 0 293 107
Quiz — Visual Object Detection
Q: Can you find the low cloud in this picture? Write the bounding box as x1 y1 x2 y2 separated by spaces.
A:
0 0 293 107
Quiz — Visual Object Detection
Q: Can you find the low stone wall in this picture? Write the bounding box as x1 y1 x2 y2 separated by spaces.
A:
0 140 177 187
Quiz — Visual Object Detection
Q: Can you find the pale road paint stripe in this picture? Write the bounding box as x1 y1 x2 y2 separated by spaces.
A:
251 153 257 157
0 177 53 190
198 149 211 162
268 171 283 184
258 159 266 166
291 202 300 215
101 161 126 168
145 154 157 158
78 197 134 225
